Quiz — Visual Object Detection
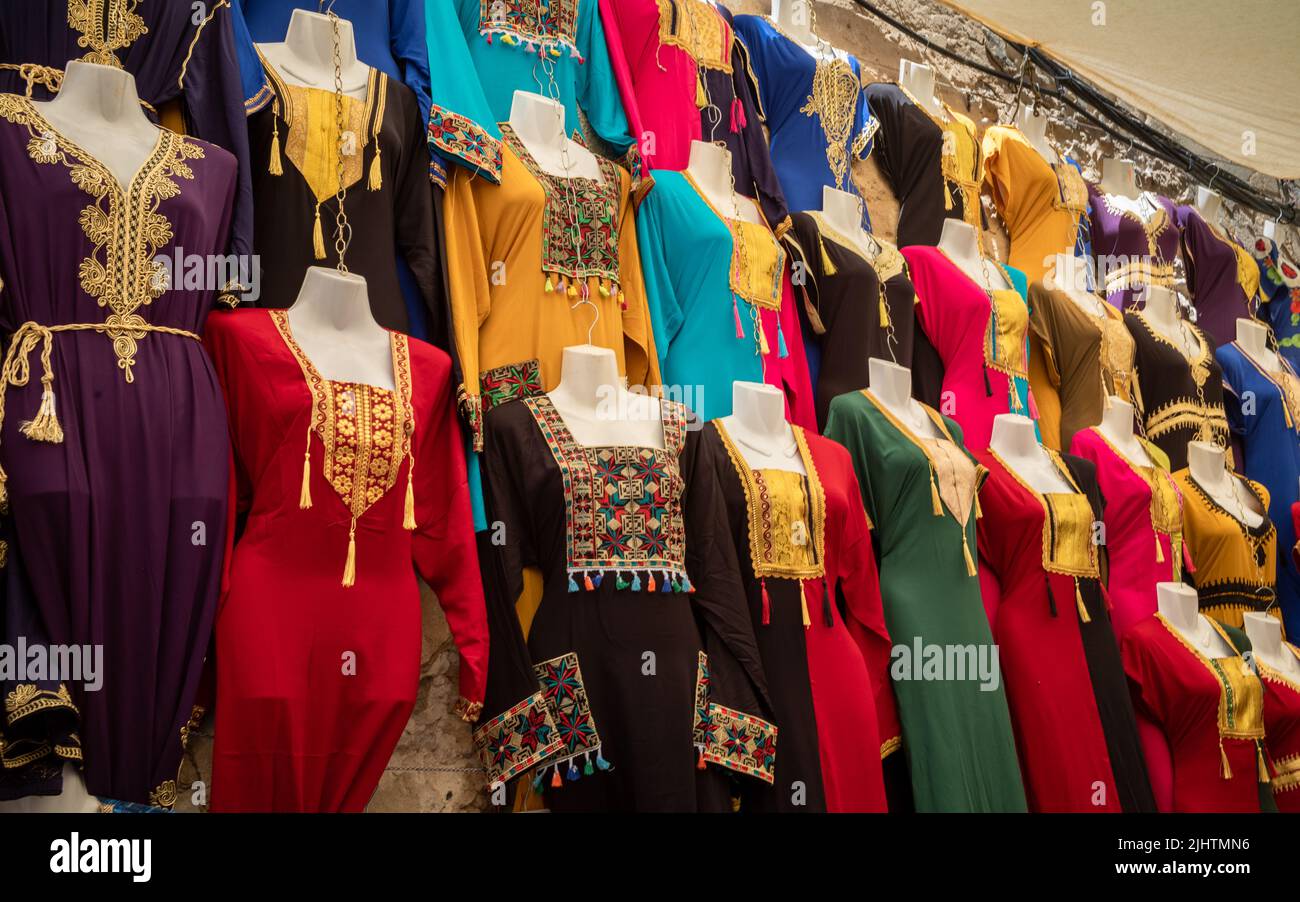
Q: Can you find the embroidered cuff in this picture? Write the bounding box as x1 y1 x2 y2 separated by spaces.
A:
701 703 777 785
471 691 563 787
457 384 484 453
880 735 902 759
428 104 503 183
5 683 78 724
480 359 543 413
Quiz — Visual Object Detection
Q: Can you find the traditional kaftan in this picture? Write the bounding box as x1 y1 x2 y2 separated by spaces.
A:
902 246 1032 452
710 421 896 812
1252 236 1300 371
0 96 237 804
1252 641 1300 812
248 56 443 336
864 83 982 248
1028 282 1135 451
976 449 1154 812
826 391 1026 812
1070 428 1184 638
1174 468 1278 629
476 396 777 811
425 0 636 187
1123 614 1270 812
1126 310 1230 471
637 170 814 427
1088 187 1180 310
0 0 253 261
1177 206 1261 347
445 125 658 449
1218 341 1300 636
732 15 877 227
600 0 787 226
203 310 487 812
783 212 916 431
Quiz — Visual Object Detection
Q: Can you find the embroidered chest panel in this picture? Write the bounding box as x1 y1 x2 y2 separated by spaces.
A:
728 217 785 311
656 0 733 72
984 288 1029 381
68 0 147 68
799 55 863 192
274 72 383 202
1053 161 1089 215
501 125 624 289
1040 490 1099 578
527 395 690 587
480 0 583 60
717 423 825 581
1097 310 1136 398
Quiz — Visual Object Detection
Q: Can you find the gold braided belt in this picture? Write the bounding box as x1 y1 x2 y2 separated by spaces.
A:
0 320 201 504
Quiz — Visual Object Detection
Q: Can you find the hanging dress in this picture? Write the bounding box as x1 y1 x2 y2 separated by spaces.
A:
1069 428 1184 638
710 421 897 812
1122 613 1270 812
203 310 488 812
1251 641 1300 812
1251 235 1300 372
636 170 814 427
732 15 877 226
1174 468 1278 629
825 391 1026 812
1087 187 1180 310
976 448 1154 812
475 395 777 810
1126 310 1230 471
783 212 917 431
0 96 237 805
1177 205 1261 347
1218 342 1300 638
863 82 982 248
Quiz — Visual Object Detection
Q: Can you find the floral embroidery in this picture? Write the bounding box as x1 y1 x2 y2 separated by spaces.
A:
471 691 563 787
701 703 777 784
533 652 610 780
525 394 692 591
480 358 543 412
479 0 583 61
5 684 78 722
799 55 864 193
148 779 178 809
68 0 147 68
428 103 503 181
0 96 203 382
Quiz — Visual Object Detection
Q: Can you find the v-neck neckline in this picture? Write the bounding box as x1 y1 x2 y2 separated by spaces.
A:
807 210 881 265
1086 425 1160 474
934 245 1015 294
681 169 761 228
22 96 166 194
1183 468 1273 538
987 446 1080 501
269 309 400 395
1155 611 1238 666
1131 309 1210 370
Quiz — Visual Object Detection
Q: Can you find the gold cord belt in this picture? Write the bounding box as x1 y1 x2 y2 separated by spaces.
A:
0 321 200 505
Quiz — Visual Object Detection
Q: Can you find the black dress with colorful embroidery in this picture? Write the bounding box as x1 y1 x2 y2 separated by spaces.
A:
476 395 777 811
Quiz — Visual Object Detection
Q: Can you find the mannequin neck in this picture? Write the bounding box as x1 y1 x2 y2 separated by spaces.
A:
1187 441 1229 491
1140 287 1183 335
1051 253 1102 313
1195 187 1224 226
819 186 874 255
550 345 621 413
1245 613 1284 658
1097 158 1138 198
730 381 788 441
990 414 1041 460
1015 106 1053 161
1157 582 1204 638
43 61 150 130
898 60 940 116
938 219 1007 288
288 267 384 335
1098 399 1150 461
687 140 759 223
283 9 359 73
509 91 567 152
867 357 911 411
1236 318 1280 373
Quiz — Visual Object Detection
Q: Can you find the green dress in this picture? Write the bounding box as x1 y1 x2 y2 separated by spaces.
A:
825 390 1027 811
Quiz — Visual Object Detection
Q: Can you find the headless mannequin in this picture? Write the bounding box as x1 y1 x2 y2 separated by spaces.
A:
1187 440 1265 528
937 219 1012 290
719 381 804 472
818 186 878 258
687 140 761 224
989 413 1072 493
898 59 942 117
1014 105 1056 163
1158 581 1234 656
32 61 159 190
508 91 602 181
1138 285 1197 352
1050 252 1104 315
1097 157 1139 198
1235 317 1282 374
286 267 393 389
1263 220 1278 241
548 344 663 449
257 8 369 98
1097 398 1155 467
1194 186 1224 226
866 357 940 438
770 0 821 54
1244 612 1300 682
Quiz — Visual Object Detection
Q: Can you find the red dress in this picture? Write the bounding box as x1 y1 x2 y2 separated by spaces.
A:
1122 614 1269 812
1256 647 1300 812
204 310 488 812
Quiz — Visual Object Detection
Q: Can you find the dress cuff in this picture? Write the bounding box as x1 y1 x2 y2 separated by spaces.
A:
471 691 562 787
700 703 778 785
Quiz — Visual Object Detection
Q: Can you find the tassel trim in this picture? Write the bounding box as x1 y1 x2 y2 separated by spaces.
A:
19 389 63 443
961 534 977 577
1257 740 1270 783
1220 737 1233 780
800 584 811 629
1075 577 1091 623
928 467 943 516
298 449 313 509
368 147 383 191
312 204 326 260
761 578 770 625
268 99 284 176
402 453 416 530
818 236 837 276
565 566 692 594
342 518 358 588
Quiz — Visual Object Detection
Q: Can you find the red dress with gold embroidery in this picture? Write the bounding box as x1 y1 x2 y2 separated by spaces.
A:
1256 646 1300 812
203 310 488 812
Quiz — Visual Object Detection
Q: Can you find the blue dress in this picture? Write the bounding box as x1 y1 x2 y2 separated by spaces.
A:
1218 341 1300 636
1252 235 1300 372
731 15 877 226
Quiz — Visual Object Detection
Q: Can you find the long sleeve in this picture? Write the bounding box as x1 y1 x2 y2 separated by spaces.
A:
443 167 491 447
729 35 789 228
425 0 503 181
634 190 684 374
616 175 662 394
411 347 489 720
576 3 635 159
391 85 446 344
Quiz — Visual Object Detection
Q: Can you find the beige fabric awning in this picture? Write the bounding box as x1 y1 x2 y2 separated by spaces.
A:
938 0 1300 179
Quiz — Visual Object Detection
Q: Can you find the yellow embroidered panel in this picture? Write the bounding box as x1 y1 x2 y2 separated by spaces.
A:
984 288 1030 381
0 95 202 382
68 0 147 68
729 218 785 312
716 423 825 581
1158 615 1266 740
655 0 733 72
799 55 861 193
1053 161 1089 216
1042 491 1099 578
1097 306 1137 400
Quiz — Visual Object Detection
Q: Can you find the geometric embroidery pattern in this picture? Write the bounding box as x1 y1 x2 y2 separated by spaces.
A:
471 691 563 787
478 0 582 60
691 651 710 748
534 652 602 765
479 358 543 412
701 703 777 785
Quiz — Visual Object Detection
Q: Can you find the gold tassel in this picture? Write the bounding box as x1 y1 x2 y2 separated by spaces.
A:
943 180 954 211
929 470 943 516
1075 578 1091 623
1220 738 1232 780
1155 533 1165 564
800 585 811 629
19 389 64 443
1258 741 1270 783
368 147 382 191
878 290 891 329
975 490 983 519
342 519 357 588
961 535 977 577
695 73 707 110
312 205 326 260
298 446 313 510
268 100 283 176
402 460 416 530
819 237 837 276
758 325 770 356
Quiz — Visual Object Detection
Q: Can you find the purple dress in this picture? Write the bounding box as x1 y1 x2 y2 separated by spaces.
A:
1087 186 1179 310
0 94 235 806
1177 206 1258 346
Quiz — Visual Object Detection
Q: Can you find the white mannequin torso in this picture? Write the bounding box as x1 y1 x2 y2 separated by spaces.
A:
508 91 602 181
286 268 393 389
257 8 369 98
1138 286 1198 352
1186 440 1265 528
1050 252 1105 316
548 345 663 449
1235 317 1282 374
1096 157 1139 200
32 60 160 190
1014 105 1056 163
1096 398 1155 467
1158 581 1234 657
989 414 1073 493
866 358 939 438
686 140 761 223
1244 612 1300 681
937 219 1012 290
1194 186 1224 226
898 59 941 117
818 186 878 258
718 381 803 472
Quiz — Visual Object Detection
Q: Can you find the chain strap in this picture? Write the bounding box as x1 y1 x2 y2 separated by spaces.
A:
329 9 351 272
